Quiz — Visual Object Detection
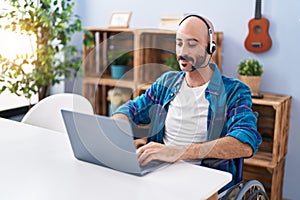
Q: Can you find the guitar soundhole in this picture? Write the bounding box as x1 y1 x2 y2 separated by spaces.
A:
254 25 261 33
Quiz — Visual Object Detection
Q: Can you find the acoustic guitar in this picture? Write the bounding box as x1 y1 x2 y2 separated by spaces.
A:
244 0 272 53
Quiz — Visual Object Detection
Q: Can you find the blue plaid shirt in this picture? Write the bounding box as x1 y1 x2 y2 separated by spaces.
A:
115 63 262 189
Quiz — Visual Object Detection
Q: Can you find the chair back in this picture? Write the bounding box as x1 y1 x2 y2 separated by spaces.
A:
21 93 94 133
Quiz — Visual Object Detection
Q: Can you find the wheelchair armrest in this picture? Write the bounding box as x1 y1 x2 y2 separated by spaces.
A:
201 158 229 168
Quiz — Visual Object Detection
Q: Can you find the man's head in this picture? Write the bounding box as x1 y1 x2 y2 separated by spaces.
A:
176 15 215 72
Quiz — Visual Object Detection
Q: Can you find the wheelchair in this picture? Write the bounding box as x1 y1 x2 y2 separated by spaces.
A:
202 158 269 200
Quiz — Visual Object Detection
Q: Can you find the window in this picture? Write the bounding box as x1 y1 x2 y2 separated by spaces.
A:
0 1 38 111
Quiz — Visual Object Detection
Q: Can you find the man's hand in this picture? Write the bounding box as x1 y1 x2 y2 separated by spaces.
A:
136 142 187 166
111 113 129 121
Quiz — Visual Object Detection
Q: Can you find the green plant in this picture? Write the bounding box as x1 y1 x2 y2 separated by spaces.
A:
108 51 133 66
0 0 94 101
164 53 180 71
237 58 263 76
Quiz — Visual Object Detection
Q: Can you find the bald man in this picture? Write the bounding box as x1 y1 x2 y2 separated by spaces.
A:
112 15 261 194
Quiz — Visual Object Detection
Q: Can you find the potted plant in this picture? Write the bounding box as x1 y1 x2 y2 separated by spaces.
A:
0 0 93 102
237 58 263 96
108 50 133 79
164 53 180 71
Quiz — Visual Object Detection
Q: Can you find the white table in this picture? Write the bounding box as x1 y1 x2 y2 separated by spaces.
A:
0 117 232 200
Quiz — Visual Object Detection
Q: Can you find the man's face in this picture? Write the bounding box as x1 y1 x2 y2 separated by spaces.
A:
176 18 210 72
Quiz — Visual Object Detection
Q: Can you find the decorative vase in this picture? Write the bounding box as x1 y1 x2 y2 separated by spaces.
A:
110 65 133 79
110 65 127 79
238 75 262 95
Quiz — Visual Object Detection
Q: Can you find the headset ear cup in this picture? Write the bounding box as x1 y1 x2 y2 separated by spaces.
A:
209 41 216 54
207 44 212 54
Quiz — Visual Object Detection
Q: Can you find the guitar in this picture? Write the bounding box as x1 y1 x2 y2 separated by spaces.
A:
244 0 272 53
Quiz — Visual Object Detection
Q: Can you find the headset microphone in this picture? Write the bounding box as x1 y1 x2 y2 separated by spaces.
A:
190 54 213 72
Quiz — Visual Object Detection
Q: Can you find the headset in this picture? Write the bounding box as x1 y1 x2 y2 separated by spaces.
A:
179 14 216 55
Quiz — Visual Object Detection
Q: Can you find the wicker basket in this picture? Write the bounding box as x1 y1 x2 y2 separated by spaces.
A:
238 75 262 95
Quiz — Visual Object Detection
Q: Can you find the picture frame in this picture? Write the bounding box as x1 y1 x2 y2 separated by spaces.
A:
109 11 132 28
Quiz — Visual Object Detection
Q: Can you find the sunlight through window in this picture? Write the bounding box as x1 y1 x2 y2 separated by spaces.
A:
0 1 38 111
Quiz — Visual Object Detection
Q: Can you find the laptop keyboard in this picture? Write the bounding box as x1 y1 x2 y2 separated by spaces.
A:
140 160 168 173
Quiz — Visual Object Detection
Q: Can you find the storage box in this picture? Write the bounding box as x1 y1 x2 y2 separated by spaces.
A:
243 157 285 200
243 93 292 200
245 93 292 168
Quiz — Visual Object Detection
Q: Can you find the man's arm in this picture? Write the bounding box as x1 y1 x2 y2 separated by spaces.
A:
182 136 252 160
137 136 252 166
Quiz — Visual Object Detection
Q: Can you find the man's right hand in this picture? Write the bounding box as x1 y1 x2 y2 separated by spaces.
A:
111 113 129 121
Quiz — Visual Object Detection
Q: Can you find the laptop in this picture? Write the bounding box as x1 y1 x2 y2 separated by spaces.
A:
61 109 168 176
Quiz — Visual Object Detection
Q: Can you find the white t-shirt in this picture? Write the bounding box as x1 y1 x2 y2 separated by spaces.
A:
163 79 209 146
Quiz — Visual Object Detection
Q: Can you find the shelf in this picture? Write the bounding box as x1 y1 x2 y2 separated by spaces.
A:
82 28 223 116
138 83 151 91
251 93 292 165
252 92 292 107
243 158 286 199
242 92 292 200
83 77 135 89
244 151 274 168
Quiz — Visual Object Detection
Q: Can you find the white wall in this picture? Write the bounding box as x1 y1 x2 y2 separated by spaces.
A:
75 0 300 198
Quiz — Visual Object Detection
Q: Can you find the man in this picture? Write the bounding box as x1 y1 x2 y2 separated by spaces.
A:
112 15 262 192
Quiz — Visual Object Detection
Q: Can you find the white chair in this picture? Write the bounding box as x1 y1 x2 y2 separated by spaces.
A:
21 93 94 133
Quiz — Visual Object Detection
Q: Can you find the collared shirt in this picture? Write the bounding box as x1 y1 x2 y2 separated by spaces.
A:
114 63 262 189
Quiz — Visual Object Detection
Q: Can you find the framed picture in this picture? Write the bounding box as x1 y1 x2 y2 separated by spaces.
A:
109 11 132 28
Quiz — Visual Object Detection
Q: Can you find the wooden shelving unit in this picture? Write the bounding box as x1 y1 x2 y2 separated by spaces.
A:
82 28 223 116
243 92 292 199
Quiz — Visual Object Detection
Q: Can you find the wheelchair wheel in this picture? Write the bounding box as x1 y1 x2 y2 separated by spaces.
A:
235 180 269 200
246 189 269 200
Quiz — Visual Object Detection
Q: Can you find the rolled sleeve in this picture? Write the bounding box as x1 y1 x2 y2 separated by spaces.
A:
227 112 262 156
226 83 262 156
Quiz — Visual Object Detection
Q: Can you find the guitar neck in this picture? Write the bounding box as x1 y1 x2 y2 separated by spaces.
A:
254 0 262 19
